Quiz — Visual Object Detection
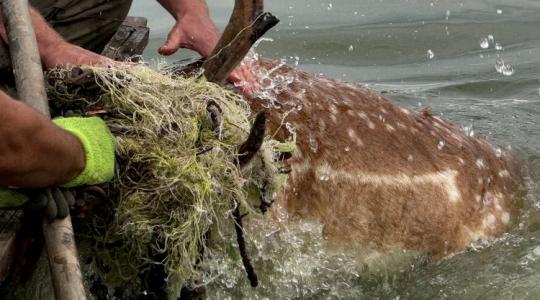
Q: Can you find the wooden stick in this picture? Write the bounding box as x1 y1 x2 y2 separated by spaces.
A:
201 0 279 84
1 1 87 299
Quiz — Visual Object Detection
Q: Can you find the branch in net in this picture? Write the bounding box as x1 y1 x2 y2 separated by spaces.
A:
202 0 279 84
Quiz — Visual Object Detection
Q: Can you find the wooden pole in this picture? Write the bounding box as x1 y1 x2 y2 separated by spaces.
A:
1 1 87 299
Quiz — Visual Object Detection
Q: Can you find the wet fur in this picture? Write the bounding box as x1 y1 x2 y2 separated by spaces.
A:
245 58 522 258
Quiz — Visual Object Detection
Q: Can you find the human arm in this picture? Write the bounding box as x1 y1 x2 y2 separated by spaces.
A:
156 0 258 88
0 90 85 188
0 7 112 68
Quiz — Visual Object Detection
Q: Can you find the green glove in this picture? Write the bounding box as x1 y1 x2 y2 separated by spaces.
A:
0 187 75 219
53 116 116 187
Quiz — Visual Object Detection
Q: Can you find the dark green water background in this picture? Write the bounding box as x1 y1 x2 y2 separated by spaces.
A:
131 1 540 299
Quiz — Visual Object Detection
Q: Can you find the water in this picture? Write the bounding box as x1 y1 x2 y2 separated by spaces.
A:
131 0 540 298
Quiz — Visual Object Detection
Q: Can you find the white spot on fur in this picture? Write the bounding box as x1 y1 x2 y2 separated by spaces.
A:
483 214 496 228
329 104 338 115
358 112 376 129
385 124 396 132
475 194 482 202
498 170 510 178
319 120 326 131
501 212 510 224
400 108 411 115
347 128 364 146
347 128 356 139
476 159 486 169
310 167 462 203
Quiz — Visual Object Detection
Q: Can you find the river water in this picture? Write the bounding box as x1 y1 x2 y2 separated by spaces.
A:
130 1 540 299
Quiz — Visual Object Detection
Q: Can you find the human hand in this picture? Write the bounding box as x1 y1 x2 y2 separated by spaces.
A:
159 13 220 58
53 116 116 188
0 187 75 219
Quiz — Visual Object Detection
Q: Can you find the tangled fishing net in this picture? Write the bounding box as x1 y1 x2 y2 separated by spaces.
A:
46 65 290 298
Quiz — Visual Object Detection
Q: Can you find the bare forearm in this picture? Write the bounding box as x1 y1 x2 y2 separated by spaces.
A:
0 7 65 62
0 91 84 188
157 0 211 19
0 7 108 68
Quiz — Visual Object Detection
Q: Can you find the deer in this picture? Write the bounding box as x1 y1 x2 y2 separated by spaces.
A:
244 58 522 261
199 0 523 265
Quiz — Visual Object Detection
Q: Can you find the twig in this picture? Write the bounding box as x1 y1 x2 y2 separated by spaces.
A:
232 200 258 287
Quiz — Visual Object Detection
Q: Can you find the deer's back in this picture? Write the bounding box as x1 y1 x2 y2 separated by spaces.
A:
247 59 522 258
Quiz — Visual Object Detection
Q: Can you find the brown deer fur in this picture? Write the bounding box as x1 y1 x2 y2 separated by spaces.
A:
244 58 522 259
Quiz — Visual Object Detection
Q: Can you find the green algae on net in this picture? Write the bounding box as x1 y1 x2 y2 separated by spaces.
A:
46 65 294 297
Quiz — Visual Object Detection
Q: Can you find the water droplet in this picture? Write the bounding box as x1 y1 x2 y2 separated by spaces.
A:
437 140 446 150
445 10 451 20
495 58 515 76
495 43 503 51
488 35 494 42
344 146 351 152
496 9 502 14
502 65 514 76
495 148 502 158
319 173 330 181
495 58 504 72
407 154 414 161
479 38 489 49
354 11 359 15
327 3 333 10
348 45 354 52
463 125 475 137
427 49 435 59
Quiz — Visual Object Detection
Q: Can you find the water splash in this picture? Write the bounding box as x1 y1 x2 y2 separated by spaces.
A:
437 140 446 150
480 38 489 49
463 124 475 137
202 211 363 299
427 49 435 59
495 58 515 76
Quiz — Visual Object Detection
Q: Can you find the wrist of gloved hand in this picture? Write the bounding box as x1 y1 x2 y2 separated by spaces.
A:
0 187 75 219
53 116 116 187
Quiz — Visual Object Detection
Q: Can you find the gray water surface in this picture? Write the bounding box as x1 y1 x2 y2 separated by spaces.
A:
130 1 540 299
